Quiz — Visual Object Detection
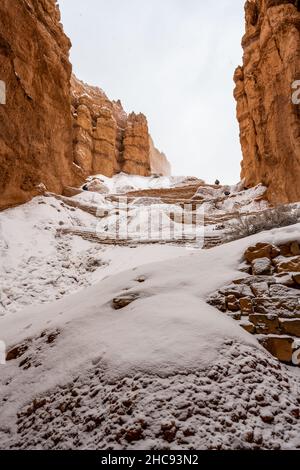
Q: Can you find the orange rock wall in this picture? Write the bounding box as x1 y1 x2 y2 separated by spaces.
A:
234 0 300 204
0 0 81 210
0 1 171 210
71 77 171 178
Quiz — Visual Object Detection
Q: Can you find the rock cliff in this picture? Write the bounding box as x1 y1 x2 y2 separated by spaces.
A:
71 76 171 178
0 0 170 210
149 136 171 177
234 0 300 204
0 0 81 210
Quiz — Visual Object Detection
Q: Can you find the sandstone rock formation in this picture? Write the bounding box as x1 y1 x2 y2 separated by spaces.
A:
149 136 171 177
71 76 171 178
0 1 170 210
71 76 124 177
0 0 81 210
234 0 300 204
208 240 300 365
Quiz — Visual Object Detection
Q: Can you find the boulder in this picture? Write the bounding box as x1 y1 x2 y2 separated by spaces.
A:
239 297 253 315
252 257 272 276
220 283 253 299
250 282 269 297
253 297 300 318
226 295 240 312
293 274 300 285
278 242 300 257
86 180 109 194
249 314 280 335
240 321 255 334
112 293 139 310
280 319 300 338
207 293 226 312
244 243 280 263
274 256 300 274
258 336 294 363
291 242 300 256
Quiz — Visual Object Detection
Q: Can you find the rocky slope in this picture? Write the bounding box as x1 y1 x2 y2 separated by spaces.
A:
0 0 170 211
234 0 300 204
208 240 300 365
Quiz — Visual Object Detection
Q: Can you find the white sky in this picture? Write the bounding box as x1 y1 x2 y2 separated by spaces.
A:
59 0 245 183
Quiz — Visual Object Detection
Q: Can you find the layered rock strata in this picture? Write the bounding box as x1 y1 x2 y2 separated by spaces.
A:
0 1 170 210
234 0 300 204
0 0 81 210
71 76 171 178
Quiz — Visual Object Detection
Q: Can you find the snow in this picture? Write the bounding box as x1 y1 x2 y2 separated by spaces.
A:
195 184 269 214
1 184 300 449
0 196 186 315
1 216 300 448
84 173 200 194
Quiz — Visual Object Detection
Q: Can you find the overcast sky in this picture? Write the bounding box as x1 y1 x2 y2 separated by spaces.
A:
59 0 245 183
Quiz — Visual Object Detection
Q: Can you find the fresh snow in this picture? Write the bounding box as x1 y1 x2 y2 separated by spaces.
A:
1 175 300 450
0 196 186 315
83 173 198 194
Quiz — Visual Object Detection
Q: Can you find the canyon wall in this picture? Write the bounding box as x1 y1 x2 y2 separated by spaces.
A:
71 76 171 178
234 0 300 204
0 0 81 210
0 0 170 210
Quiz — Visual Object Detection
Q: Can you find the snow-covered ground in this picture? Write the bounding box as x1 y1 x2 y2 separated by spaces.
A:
1 195 300 449
83 173 202 194
0 177 274 316
1 174 300 449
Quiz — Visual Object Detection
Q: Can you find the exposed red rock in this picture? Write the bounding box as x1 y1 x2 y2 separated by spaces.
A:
234 0 300 204
71 76 171 178
0 1 170 210
0 0 81 210
208 239 300 364
71 76 124 177
149 136 171 177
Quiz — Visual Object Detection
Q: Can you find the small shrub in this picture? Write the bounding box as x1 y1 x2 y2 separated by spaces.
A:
224 204 300 243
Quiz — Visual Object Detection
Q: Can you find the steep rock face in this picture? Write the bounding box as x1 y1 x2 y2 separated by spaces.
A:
71 76 171 178
122 112 151 176
71 76 126 177
234 0 300 204
0 0 81 209
149 136 171 176
0 1 170 210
